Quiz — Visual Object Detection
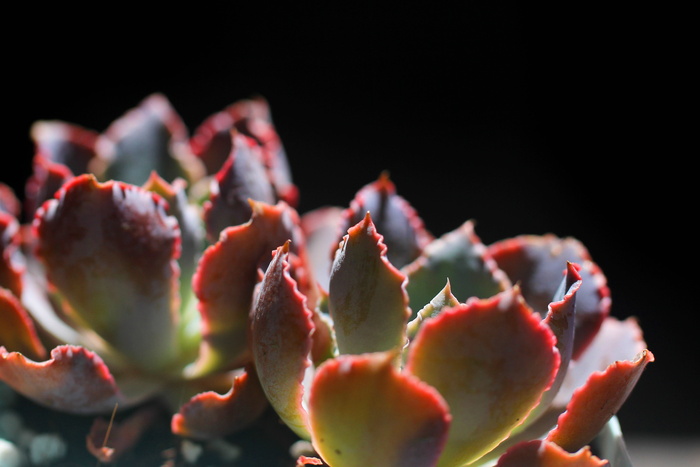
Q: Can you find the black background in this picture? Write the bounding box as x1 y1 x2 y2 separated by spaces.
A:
5 4 694 438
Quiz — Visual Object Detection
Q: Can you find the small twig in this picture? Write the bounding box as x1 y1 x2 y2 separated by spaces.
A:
96 403 118 467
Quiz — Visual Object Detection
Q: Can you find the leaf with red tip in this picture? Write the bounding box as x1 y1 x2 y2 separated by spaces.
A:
251 242 314 438
0 212 24 298
515 262 582 432
546 349 654 452
328 212 410 355
24 156 75 216
87 404 161 463
406 287 560 467
0 345 126 414
171 366 268 440
0 288 47 360
553 317 648 408
489 235 611 359
190 200 307 376
95 93 203 186
34 174 182 371
309 352 451 467
495 440 608 467
403 220 510 316
203 132 277 241
338 173 433 269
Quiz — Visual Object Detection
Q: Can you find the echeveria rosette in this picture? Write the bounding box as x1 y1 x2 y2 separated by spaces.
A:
253 176 653 467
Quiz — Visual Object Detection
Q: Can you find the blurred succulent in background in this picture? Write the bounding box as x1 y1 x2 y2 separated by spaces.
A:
0 94 652 466
1 94 305 463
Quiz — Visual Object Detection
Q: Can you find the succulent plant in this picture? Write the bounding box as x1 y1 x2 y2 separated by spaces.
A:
0 94 652 466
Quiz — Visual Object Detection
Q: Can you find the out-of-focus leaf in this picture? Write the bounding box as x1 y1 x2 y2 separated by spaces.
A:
495 439 608 466
171 366 268 440
34 175 182 371
0 345 125 414
0 288 47 360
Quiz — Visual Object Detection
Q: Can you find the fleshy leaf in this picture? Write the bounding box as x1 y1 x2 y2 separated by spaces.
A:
309 352 450 467
495 440 608 467
30 120 98 175
406 280 460 341
338 173 432 269
171 366 268 440
553 317 648 407
403 220 510 316
0 345 125 414
191 96 298 206
489 234 611 359
203 132 277 241
251 242 314 439
328 212 410 356
34 174 182 371
94 93 203 186
406 287 560 467
0 212 23 298
546 349 654 452
24 156 75 217
514 262 582 432
300 206 345 292
190 200 307 376
0 288 47 360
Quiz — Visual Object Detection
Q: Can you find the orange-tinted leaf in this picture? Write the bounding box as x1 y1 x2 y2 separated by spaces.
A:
251 242 314 439
406 287 560 467
309 352 450 467
328 212 410 356
171 366 268 440
546 349 654 452
495 439 608 467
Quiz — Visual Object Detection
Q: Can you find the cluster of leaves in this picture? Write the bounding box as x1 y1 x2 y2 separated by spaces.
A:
0 95 652 466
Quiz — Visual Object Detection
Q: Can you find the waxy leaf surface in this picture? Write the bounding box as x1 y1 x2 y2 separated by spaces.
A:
406 287 560 467
309 352 450 467
404 220 509 315
35 175 181 371
338 173 432 269
191 200 307 375
0 212 23 298
328 212 410 355
204 132 277 240
489 235 610 359
252 242 314 439
0 345 124 414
